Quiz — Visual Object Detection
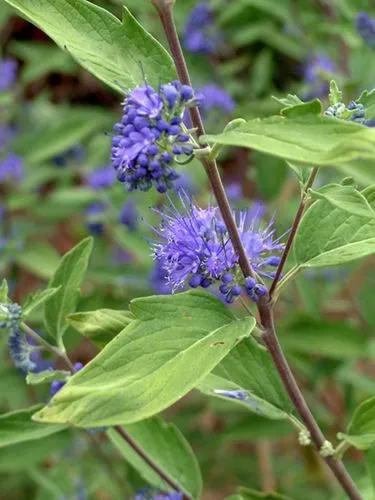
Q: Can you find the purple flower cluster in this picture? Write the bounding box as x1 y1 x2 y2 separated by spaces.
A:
0 58 17 92
152 194 283 303
50 362 83 396
0 303 35 374
303 54 337 99
183 4 220 54
325 100 374 127
134 490 182 500
86 202 107 236
0 153 24 182
197 84 235 116
119 200 138 230
86 165 116 190
111 82 197 193
356 12 375 48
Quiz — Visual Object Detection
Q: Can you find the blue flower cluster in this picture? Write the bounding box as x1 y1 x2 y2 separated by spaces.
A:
86 165 116 190
183 4 220 54
85 202 107 236
303 54 337 99
197 84 235 116
325 99 374 127
356 12 375 48
119 200 138 230
134 489 182 500
152 194 283 303
0 153 24 183
50 362 83 396
0 303 35 373
0 57 17 92
111 82 198 193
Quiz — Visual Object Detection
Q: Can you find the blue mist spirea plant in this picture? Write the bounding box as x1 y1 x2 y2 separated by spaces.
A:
86 165 116 190
111 82 199 193
303 54 337 99
152 193 283 303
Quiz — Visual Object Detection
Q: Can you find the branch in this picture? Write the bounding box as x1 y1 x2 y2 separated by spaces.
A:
114 426 190 499
269 167 318 299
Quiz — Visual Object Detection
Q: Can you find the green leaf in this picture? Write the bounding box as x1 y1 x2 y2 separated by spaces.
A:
202 115 375 178
15 109 110 165
366 445 375 494
3 0 175 92
279 316 368 360
339 396 375 450
309 184 375 218
0 432 70 472
227 487 294 500
212 335 292 414
0 279 8 303
67 309 134 347
23 287 61 316
10 41 77 84
329 80 342 106
33 291 255 427
281 99 322 117
272 94 303 108
108 417 202 498
15 241 61 280
197 373 289 420
294 186 375 268
44 237 93 346
0 406 65 448
26 370 70 386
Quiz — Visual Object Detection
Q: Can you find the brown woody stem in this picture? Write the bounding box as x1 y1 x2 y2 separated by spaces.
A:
152 2 363 499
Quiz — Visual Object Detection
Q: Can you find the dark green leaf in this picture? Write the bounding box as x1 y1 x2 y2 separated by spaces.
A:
108 417 202 498
44 237 93 346
3 0 175 92
339 396 375 450
0 406 65 448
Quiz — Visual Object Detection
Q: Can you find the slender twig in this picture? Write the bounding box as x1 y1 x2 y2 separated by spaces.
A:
269 167 318 299
20 322 74 371
114 426 190 499
151 3 362 499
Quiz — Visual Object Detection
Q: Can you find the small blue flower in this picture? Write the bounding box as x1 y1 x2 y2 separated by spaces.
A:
0 125 15 149
356 12 375 48
119 200 138 230
53 144 85 168
134 490 183 500
85 202 106 235
0 153 23 182
111 82 197 193
152 193 283 303
197 84 235 116
50 362 83 397
0 58 17 92
86 165 116 190
214 389 248 401
8 328 38 374
303 54 337 99
150 261 173 295
183 4 221 55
